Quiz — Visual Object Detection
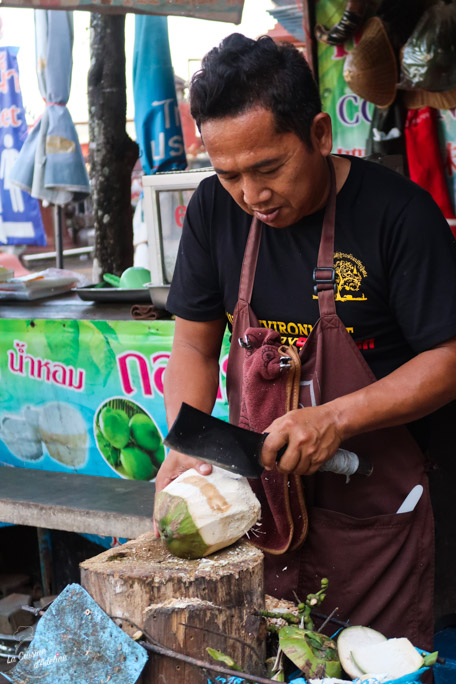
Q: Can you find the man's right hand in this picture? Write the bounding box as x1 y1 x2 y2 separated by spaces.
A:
153 450 212 537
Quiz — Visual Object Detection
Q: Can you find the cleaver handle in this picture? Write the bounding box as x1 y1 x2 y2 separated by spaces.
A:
274 443 372 477
319 448 372 477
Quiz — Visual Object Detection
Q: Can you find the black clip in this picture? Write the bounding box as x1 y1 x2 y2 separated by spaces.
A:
279 356 292 369
313 266 336 295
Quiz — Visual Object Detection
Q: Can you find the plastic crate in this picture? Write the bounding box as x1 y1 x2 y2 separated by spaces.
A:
433 625 456 684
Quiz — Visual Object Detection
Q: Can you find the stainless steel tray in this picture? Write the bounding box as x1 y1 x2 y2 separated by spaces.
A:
73 284 151 303
146 284 170 310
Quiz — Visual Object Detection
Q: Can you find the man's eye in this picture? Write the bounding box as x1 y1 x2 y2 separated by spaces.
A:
258 167 279 176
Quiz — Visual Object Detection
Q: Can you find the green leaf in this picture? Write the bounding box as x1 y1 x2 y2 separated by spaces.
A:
278 626 342 680
423 651 439 667
271 669 285 681
44 320 80 367
91 320 120 344
205 647 242 672
84 323 116 387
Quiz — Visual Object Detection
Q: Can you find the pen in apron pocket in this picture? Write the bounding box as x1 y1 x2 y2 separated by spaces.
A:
396 484 424 514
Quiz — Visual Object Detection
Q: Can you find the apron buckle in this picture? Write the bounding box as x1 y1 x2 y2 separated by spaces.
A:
313 266 337 295
238 334 253 349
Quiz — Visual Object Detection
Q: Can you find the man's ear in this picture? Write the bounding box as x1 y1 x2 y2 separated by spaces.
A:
311 112 333 157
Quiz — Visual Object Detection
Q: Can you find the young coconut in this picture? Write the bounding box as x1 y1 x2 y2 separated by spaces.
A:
155 466 261 559
351 637 424 679
337 625 387 679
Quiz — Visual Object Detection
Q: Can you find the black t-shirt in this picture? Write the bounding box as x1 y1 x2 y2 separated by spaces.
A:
168 156 456 383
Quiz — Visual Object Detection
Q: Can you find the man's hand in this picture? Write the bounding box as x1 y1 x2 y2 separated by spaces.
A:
261 337 456 477
261 404 342 476
153 450 212 536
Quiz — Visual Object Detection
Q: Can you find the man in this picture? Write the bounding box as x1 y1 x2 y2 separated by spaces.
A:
155 33 456 648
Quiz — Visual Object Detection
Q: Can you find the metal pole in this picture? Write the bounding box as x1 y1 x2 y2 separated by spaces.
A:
53 204 64 269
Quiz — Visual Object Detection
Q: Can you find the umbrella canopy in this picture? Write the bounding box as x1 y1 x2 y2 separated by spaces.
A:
133 14 187 175
10 10 90 207
0 0 244 23
0 46 46 246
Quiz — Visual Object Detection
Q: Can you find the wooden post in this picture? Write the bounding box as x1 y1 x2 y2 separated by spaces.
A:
80 532 266 681
88 13 138 276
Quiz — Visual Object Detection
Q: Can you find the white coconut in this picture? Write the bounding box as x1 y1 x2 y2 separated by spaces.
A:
337 625 387 679
155 466 261 558
38 402 87 467
0 407 43 461
352 637 424 679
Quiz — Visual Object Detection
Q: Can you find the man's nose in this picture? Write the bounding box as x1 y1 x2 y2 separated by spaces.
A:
241 177 272 206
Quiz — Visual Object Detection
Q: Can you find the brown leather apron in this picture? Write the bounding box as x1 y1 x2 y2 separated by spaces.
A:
226 159 435 649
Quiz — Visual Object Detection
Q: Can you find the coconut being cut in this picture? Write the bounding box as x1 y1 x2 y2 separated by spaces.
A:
155 466 261 559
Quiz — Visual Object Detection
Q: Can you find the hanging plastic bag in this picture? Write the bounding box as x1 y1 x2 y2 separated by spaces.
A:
401 0 456 91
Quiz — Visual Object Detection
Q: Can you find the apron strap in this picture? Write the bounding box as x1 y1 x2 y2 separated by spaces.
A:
238 217 263 303
314 156 337 317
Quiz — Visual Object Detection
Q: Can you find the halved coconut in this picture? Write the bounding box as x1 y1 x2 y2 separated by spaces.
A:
155 466 261 559
352 637 424 679
39 402 87 467
0 407 43 461
337 625 387 679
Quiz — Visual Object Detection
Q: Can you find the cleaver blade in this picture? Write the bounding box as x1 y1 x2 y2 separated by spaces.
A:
164 403 372 479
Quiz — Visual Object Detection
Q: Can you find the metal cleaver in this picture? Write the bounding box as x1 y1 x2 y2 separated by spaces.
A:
164 403 372 479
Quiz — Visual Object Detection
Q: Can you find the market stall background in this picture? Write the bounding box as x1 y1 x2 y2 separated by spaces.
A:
0 0 455 581
317 0 456 214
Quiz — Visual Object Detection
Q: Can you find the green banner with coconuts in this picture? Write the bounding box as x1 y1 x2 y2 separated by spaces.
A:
0 317 230 541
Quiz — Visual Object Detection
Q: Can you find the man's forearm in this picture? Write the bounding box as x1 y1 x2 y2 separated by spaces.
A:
262 337 456 475
332 338 456 441
164 344 220 427
163 317 226 428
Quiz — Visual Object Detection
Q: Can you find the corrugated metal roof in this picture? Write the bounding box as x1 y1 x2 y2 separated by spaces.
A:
268 1 305 43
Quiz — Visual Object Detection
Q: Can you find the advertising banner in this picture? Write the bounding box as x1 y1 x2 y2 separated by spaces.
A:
0 317 230 544
0 0 244 23
438 110 456 213
316 0 373 157
0 47 46 246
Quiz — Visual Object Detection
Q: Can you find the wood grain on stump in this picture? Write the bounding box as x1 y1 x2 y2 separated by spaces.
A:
80 532 266 682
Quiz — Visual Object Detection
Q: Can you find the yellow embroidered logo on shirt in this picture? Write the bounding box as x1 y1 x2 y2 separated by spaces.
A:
313 252 368 302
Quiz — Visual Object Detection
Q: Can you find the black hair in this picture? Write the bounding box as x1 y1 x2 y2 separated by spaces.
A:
190 33 322 149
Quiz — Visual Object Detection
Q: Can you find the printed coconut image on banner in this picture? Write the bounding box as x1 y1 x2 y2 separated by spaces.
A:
0 47 45 246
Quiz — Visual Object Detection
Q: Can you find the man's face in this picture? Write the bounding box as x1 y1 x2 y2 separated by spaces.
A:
201 107 333 228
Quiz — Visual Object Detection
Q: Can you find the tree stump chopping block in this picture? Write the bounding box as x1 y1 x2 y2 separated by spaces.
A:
80 532 266 682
